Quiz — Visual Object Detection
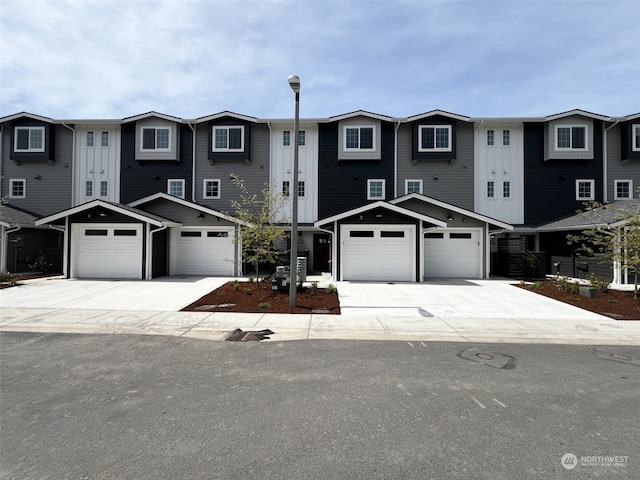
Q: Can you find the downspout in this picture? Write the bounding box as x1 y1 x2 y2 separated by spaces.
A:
603 119 619 203
148 225 168 279
1 226 21 273
187 121 196 202
49 224 67 277
394 120 401 198
61 123 76 205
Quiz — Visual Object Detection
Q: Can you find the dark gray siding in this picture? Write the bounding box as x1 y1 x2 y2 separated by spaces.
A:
397 121 474 210
196 123 269 215
137 199 237 227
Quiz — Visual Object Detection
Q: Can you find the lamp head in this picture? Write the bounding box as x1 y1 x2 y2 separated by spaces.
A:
288 75 301 93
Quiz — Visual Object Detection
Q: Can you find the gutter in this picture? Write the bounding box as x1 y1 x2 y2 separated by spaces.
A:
187 121 196 202
61 123 76 205
602 120 620 203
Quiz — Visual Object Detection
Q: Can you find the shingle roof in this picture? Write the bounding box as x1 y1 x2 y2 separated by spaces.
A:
538 199 640 231
0 204 41 227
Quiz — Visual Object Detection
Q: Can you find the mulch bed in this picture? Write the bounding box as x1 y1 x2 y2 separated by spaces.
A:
181 281 341 314
516 280 640 320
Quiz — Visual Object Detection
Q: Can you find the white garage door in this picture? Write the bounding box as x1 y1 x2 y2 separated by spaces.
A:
174 228 235 276
341 225 415 282
73 224 143 279
424 229 481 278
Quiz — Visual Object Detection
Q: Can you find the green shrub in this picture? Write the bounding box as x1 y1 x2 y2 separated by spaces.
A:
231 280 240 291
258 302 272 309
29 253 53 274
0 272 18 286
588 273 609 293
327 284 338 295
310 281 319 295
532 282 543 291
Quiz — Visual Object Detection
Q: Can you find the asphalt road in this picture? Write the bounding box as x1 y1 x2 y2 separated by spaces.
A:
1 333 638 480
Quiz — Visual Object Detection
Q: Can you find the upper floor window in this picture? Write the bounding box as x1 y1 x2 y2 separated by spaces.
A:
298 130 306 146
487 181 495 198
503 181 511 198
203 179 221 199
576 179 594 201
282 181 305 197
168 179 185 199
419 125 451 152
9 179 26 198
85 180 93 197
633 125 640 151
344 126 374 151
556 125 586 150
367 179 385 200
405 179 423 195
141 127 170 151
503 130 510 146
101 131 109 147
283 131 291 146
14 126 45 152
614 180 633 200
87 131 95 147
486 130 494 146
100 181 109 197
213 126 244 151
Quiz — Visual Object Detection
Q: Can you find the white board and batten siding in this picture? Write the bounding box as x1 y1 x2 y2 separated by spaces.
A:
341 225 416 282
72 224 143 279
74 125 121 205
171 227 236 276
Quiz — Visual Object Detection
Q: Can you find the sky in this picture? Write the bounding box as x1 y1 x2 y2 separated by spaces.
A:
1 0 639 120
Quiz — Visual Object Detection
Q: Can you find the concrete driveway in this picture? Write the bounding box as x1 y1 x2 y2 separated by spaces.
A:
0 275 608 320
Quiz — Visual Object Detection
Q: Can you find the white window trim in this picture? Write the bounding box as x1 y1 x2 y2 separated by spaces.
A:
212 125 245 152
503 181 511 198
140 126 171 152
576 179 595 201
283 130 291 147
14 126 45 152
100 180 109 197
343 125 377 152
367 179 385 200
405 179 423 195
101 131 110 147
502 130 510 146
633 124 640 152
86 131 95 148
614 179 633 200
486 130 494 147
555 125 588 151
418 125 452 152
487 180 495 199
168 179 185 199
203 179 221 199
9 179 26 198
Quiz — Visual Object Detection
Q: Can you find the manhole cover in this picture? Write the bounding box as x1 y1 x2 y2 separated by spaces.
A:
591 347 640 366
476 353 494 361
226 328 274 342
458 348 516 370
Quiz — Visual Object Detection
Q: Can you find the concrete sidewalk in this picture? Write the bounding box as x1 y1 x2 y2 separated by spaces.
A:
1 276 639 345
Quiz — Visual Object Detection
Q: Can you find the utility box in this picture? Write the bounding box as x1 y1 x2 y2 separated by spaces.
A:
271 266 289 291
296 257 307 283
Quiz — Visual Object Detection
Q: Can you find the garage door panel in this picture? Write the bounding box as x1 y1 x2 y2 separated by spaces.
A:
74 225 142 279
424 229 481 278
175 228 235 276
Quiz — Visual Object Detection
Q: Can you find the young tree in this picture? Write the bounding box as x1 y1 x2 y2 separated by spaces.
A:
229 174 289 280
568 200 640 297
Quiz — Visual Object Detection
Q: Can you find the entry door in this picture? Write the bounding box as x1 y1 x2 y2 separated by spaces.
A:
313 234 331 272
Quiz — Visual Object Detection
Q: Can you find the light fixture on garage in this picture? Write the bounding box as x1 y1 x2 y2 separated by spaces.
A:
197 212 205 219
98 211 108 217
447 213 454 221
359 215 364 221
375 214 383 218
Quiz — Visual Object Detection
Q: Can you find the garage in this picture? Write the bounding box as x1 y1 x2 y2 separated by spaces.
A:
173 227 235 276
72 224 143 279
424 228 482 278
341 225 415 282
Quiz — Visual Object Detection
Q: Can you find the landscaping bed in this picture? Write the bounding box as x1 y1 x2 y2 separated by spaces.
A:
181 280 341 314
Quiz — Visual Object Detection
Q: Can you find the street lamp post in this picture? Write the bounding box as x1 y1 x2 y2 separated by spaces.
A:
288 75 300 307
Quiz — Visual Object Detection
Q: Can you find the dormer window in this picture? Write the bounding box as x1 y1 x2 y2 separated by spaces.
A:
556 125 586 150
14 126 45 152
213 126 244 151
344 126 375 151
419 125 451 152
141 127 171 151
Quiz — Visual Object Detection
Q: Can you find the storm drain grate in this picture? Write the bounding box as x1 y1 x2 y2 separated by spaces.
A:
226 328 274 342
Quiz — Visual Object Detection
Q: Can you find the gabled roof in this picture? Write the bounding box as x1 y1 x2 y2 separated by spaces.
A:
34 200 181 227
326 110 395 122
196 111 258 123
405 110 469 122
0 112 55 124
536 199 640 232
390 193 514 230
314 201 447 228
128 192 248 225
122 111 185 123
545 109 610 122
0 204 42 228
622 112 640 121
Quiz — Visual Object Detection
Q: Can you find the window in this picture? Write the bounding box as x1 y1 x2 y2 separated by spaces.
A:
487 181 495 198
298 130 306 146
114 229 137 236
367 179 385 200
405 179 423 194
556 125 587 150
208 231 229 238
344 126 374 150
282 180 290 197
633 125 640 152
14 126 45 152
350 231 374 238
87 131 95 147
9 179 26 198
615 180 633 200
141 127 170 151
419 125 451 151
297 181 305 197
168 179 185 199
85 229 108 236
213 126 244 151
503 130 510 146
576 179 595 201
203 179 221 199
283 131 291 146
85 180 93 197
381 231 405 238
100 181 108 197
486 130 494 146
181 231 201 237
101 131 109 147
503 181 511 198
